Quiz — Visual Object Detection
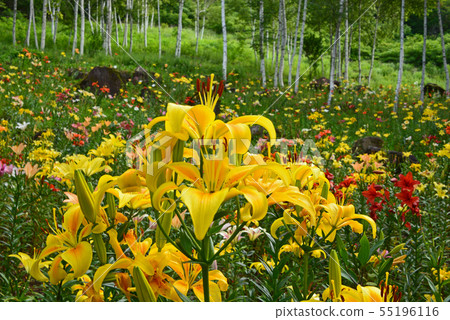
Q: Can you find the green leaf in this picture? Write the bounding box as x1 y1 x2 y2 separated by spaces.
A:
377 258 393 282
358 234 370 266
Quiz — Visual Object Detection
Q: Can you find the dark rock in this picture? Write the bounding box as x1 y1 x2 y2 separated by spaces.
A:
309 77 341 91
79 66 124 96
353 85 368 92
424 83 446 97
388 151 419 165
352 136 384 155
119 71 132 83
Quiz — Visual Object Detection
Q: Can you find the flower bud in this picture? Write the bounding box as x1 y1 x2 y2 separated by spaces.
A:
133 266 156 302
74 169 96 223
329 250 342 301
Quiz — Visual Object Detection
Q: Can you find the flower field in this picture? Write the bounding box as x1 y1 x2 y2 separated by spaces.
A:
0 49 449 302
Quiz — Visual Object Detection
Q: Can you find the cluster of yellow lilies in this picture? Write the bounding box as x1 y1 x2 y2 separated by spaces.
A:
12 75 377 302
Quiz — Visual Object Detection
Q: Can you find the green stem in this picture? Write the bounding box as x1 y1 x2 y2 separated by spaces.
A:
201 263 210 302
155 215 196 261
303 253 309 297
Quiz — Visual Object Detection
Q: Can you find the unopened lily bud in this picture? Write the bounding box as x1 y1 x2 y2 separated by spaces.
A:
106 192 117 221
74 169 96 223
155 209 173 250
390 243 406 256
133 267 156 302
329 250 342 300
92 233 107 265
173 140 185 162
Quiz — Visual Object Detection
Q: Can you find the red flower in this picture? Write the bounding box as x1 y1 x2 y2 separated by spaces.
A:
395 190 419 209
362 183 384 204
394 172 420 192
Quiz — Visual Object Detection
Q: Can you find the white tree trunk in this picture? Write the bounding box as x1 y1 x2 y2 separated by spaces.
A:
41 0 48 50
53 3 60 44
108 0 112 54
294 0 308 93
115 8 119 44
278 0 287 87
437 0 449 94
368 4 381 87
344 0 349 86
129 0 134 53
175 0 184 57
394 0 405 112
221 0 227 81
357 0 362 84
12 0 17 46
201 0 206 39
420 0 427 103
157 0 161 58
151 7 154 28
80 0 85 55
49 0 54 39
259 0 266 88
123 0 128 47
26 0 33 47
288 0 302 86
144 0 148 47
327 0 344 106
72 1 78 56
266 30 269 61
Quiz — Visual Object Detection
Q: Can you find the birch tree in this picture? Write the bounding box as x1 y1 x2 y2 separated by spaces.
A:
420 0 428 103
157 0 161 57
80 0 85 55
288 0 302 86
123 0 129 47
72 0 78 56
357 0 362 84
278 0 287 87
393 0 405 113
196 0 200 54
26 0 39 49
344 0 349 86
175 0 185 58
129 0 134 53
437 0 449 94
41 0 48 50
221 0 227 81
294 0 308 93
52 2 60 44
12 0 17 46
259 0 266 87
368 3 381 87
327 0 344 106
144 0 148 47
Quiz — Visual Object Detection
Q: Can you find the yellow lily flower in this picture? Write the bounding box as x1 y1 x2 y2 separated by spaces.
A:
318 203 377 242
169 250 228 302
72 275 104 302
154 158 279 240
9 251 51 283
38 206 93 283
93 231 178 301
53 155 111 180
